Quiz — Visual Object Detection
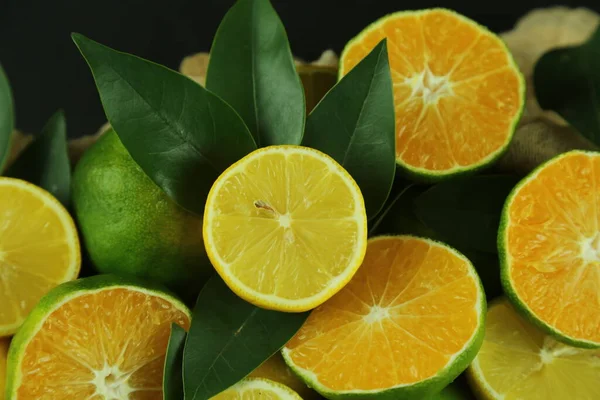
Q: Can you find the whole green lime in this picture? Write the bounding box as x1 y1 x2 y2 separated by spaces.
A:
72 129 211 300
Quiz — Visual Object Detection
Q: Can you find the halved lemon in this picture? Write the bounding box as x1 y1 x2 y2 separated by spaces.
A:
0 177 80 336
6 274 191 399
203 145 368 312
211 378 302 400
468 298 600 399
283 236 486 399
500 150 600 347
341 9 525 180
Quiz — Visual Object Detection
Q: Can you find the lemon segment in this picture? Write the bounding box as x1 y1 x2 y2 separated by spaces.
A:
0 178 80 336
204 146 368 312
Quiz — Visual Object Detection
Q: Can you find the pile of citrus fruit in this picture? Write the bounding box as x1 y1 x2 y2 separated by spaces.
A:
1 6 599 400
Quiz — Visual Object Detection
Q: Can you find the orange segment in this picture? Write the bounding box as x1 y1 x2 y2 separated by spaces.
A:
502 151 600 346
283 236 484 397
9 280 190 400
341 9 524 177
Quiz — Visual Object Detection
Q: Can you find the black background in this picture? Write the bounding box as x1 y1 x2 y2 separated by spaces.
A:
0 0 598 138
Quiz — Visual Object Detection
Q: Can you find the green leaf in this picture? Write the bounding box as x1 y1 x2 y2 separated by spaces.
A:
302 40 395 219
534 25 600 144
183 275 309 399
369 183 437 239
72 34 257 215
206 0 305 146
6 110 70 207
413 175 519 253
0 63 14 171
163 324 186 400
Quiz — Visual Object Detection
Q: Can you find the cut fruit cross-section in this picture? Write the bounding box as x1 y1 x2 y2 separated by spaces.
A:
0 177 80 336
500 150 600 348
211 378 302 400
340 8 524 180
283 236 485 400
203 145 368 312
5 275 191 400
468 298 600 400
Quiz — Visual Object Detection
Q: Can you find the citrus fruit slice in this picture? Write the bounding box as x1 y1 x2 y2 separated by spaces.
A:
340 8 524 180
282 236 485 399
468 298 600 399
0 177 80 336
211 378 302 400
203 145 368 312
249 352 319 399
500 150 600 348
1 339 8 400
5 274 191 399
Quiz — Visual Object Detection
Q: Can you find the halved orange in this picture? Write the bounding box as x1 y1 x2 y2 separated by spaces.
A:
0 177 80 336
282 236 485 399
500 150 600 348
340 9 525 180
203 145 368 312
6 275 191 399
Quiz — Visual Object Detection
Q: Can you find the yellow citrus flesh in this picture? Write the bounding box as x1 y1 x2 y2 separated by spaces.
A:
249 353 319 400
0 178 80 336
203 145 368 312
283 236 484 394
502 151 600 345
341 9 523 176
211 378 302 400
468 299 600 399
1 339 8 400
12 286 190 399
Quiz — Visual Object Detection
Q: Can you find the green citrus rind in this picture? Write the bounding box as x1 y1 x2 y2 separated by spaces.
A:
282 235 487 400
215 377 303 399
339 8 526 182
72 129 212 302
498 149 600 349
5 274 191 398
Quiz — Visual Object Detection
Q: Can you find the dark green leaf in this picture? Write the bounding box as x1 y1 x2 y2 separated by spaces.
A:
206 0 305 146
183 275 309 400
413 175 519 253
0 63 14 171
163 324 186 400
534 25 600 144
303 40 395 219
72 34 257 215
369 183 438 239
6 110 70 206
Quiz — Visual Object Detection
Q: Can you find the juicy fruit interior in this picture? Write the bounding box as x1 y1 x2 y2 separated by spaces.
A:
342 9 522 173
285 236 482 392
0 179 78 335
505 152 600 343
472 299 600 399
15 288 190 399
213 378 300 400
206 147 365 306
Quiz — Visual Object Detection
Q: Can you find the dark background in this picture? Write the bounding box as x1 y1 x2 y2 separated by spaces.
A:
0 0 598 138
